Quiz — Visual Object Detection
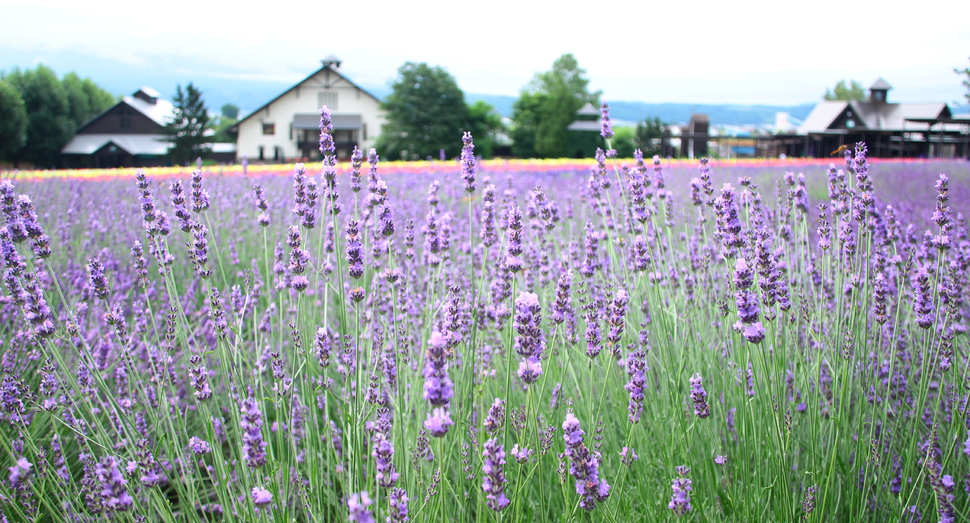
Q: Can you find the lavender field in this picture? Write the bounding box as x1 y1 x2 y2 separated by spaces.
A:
1 114 969 522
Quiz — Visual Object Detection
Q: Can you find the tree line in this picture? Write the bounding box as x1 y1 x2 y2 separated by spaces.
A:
375 54 666 161
0 64 116 167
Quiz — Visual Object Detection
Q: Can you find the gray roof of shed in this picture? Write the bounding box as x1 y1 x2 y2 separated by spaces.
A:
62 134 170 156
870 78 893 90
798 100 951 133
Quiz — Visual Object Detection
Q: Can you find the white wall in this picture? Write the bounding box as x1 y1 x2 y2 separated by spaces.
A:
236 68 386 162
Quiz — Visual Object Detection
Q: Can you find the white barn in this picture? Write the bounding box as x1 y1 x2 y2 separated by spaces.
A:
235 56 386 162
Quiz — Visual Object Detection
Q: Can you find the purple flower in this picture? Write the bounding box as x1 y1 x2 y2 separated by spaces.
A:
562 412 610 510
372 433 400 488
388 488 409 522
482 438 510 511
424 407 454 437
461 132 476 193
714 455 727 465
87 258 110 300
513 291 545 383
347 491 375 523
668 466 692 516
517 356 543 384
484 398 505 433
423 331 453 407
510 444 533 464
619 447 638 466
714 183 745 256
600 102 614 139
95 456 133 512
7 457 31 488
240 398 267 468
689 373 710 419
251 486 273 507
625 342 648 423
188 437 210 455
912 265 935 329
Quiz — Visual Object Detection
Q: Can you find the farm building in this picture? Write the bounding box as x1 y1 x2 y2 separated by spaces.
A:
756 79 969 158
565 103 603 158
60 87 235 168
234 56 386 163
61 87 173 168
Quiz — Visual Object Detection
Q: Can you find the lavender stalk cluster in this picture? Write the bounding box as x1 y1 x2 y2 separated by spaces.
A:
347 491 375 523
600 102 614 140
423 331 454 437
668 465 692 516
606 289 629 355
562 412 610 510
912 265 935 329
94 456 133 512
625 338 648 423
169 180 193 232
689 373 711 418
481 438 510 511
713 183 745 257
319 106 341 216
240 397 267 468
732 257 766 344
513 291 544 384
461 131 476 193
506 206 524 273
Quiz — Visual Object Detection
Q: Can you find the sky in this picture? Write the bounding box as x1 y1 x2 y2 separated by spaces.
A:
2 0 969 110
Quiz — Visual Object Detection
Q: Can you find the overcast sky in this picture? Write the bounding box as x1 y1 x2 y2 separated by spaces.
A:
2 0 969 107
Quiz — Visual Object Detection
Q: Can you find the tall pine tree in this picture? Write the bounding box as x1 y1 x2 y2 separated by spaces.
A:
164 83 210 165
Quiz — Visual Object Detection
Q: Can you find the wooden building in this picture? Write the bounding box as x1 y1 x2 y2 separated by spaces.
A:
61 87 236 168
62 87 174 168
565 102 602 158
233 56 386 163
785 79 968 158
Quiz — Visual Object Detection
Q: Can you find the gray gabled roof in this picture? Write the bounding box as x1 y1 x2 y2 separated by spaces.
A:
73 87 174 134
799 100 951 133
62 134 170 156
799 101 849 133
870 78 893 90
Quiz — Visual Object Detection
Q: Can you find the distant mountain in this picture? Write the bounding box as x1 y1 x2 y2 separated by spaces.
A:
463 94 817 127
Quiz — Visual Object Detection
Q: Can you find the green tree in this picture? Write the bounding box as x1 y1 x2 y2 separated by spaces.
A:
208 115 238 143
221 103 240 120
163 83 210 165
0 80 28 163
2 64 74 167
634 116 665 158
611 126 637 158
824 79 867 101
511 54 600 158
376 62 472 161
62 71 116 128
465 100 505 159
956 58 970 104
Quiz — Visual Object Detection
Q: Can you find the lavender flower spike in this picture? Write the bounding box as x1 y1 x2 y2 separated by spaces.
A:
347 491 375 523
689 373 710 418
562 412 610 510
600 102 614 140
424 407 454 437
251 486 273 507
482 438 511 511
461 131 476 193
668 466 692 516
